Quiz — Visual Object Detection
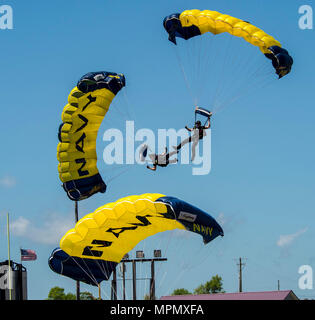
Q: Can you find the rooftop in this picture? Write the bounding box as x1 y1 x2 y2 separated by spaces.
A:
160 290 299 300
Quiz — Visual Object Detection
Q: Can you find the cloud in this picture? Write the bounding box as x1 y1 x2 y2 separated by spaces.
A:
10 214 74 245
277 227 308 247
0 176 16 188
10 217 30 236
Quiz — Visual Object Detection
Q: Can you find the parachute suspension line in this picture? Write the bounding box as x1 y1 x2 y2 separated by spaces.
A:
211 38 253 108
147 226 175 298
104 164 130 176
77 258 99 286
192 40 203 106
189 36 213 106
132 237 147 300
107 88 132 123
105 91 133 132
194 35 217 103
109 100 130 124
106 166 133 185
186 243 218 274
213 57 274 113
174 36 217 107
194 35 202 103
69 250 112 300
173 46 195 106
149 204 194 298
211 45 256 113
211 34 234 109
156 234 207 297
185 35 210 106
88 254 111 282
188 34 201 106
234 59 274 100
122 89 137 122
155 222 221 297
219 75 273 113
158 266 187 297
66 256 100 293
211 38 275 114
99 166 131 195
210 38 248 108
147 205 181 296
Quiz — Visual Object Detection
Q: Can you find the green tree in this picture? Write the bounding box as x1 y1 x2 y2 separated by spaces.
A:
194 275 224 294
171 288 192 296
80 291 95 300
47 287 95 300
47 287 75 300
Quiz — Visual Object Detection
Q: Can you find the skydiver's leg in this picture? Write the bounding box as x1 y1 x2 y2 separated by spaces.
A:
191 134 200 162
146 164 157 171
173 136 192 151
168 158 178 164
191 142 198 162
168 150 179 157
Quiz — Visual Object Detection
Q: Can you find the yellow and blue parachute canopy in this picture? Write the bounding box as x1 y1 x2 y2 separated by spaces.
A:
57 71 125 201
163 10 293 78
48 247 117 286
60 193 224 263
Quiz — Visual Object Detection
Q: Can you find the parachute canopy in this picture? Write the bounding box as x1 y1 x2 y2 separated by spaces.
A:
163 10 293 78
48 248 117 286
195 107 212 118
195 107 212 126
57 71 125 201
60 193 224 263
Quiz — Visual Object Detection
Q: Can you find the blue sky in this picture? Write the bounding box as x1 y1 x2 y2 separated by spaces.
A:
0 0 314 300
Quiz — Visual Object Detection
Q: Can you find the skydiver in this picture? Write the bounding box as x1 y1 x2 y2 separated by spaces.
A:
146 148 178 171
173 112 212 161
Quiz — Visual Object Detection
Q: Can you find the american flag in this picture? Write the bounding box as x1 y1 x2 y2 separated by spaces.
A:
20 249 37 261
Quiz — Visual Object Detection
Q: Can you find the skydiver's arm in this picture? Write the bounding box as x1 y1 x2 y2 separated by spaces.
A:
185 126 193 132
161 147 168 156
204 119 211 129
204 112 213 129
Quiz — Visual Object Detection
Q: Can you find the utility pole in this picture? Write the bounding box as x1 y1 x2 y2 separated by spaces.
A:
132 260 136 300
150 260 156 300
237 257 246 292
277 280 280 291
122 262 126 300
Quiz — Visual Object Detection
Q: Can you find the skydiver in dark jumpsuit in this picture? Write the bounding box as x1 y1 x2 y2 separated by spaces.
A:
173 113 212 161
146 148 178 171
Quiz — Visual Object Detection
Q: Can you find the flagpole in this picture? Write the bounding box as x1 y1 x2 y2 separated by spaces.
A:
98 284 101 300
75 201 80 300
7 212 12 301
